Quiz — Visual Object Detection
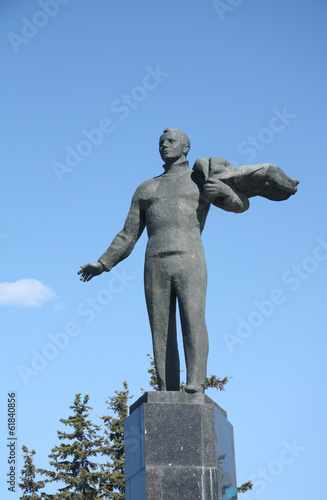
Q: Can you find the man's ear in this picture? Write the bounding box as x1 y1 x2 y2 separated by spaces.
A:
183 144 190 156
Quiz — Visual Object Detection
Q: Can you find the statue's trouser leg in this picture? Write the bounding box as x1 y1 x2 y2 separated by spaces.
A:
144 257 180 391
144 252 208 392
174 254 208 392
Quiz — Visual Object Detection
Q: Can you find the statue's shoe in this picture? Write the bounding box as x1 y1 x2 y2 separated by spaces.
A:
185 384 204 394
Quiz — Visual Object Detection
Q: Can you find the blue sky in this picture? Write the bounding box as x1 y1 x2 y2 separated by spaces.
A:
1 1 327 498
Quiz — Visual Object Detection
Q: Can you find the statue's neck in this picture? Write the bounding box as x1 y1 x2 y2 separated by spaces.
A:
163 158 189 174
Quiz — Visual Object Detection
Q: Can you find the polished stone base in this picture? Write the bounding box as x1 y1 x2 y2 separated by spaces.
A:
124 392 237 500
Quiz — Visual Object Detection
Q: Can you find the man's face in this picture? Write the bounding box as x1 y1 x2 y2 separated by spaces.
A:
159 131 187 164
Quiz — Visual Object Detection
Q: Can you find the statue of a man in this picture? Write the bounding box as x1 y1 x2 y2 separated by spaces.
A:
78 128 298 393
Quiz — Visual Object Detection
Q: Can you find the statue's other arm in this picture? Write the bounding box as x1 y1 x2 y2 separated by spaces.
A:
98 190 145 271
204 178 249 213
78 189 145 282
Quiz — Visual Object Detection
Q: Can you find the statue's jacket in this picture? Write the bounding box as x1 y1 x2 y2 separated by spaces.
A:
193 157 298 202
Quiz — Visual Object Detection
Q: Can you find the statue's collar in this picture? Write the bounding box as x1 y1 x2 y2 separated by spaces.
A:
162 159 190 174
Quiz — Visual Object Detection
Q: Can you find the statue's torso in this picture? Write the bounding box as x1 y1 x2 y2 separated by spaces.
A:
137 168 209 257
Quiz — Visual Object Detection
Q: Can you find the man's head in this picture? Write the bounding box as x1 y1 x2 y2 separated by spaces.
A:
159 128 191 165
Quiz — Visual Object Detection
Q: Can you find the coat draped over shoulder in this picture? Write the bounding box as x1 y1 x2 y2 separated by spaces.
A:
193 157 299 202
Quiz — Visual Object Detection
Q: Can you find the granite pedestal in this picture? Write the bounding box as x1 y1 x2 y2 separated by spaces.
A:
124 392 237 500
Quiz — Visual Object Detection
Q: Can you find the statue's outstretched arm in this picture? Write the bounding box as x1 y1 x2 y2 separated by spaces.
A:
78 191 145 281
98 191 145 271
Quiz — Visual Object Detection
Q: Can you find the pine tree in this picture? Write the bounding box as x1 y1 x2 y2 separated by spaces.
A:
237 480 253 493
38 394 103 499
205 374 229 391
145 353 158 390
18 446 45 499
98 381 132 500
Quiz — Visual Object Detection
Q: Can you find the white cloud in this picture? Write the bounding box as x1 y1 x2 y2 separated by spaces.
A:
0 279 56 307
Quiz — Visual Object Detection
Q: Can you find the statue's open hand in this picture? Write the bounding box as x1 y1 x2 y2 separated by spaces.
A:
78 262 104 282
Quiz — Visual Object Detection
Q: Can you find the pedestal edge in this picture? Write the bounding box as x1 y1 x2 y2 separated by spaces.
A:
129 391 227 418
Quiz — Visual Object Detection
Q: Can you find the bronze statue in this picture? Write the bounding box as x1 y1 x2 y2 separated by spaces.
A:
78 128 298 393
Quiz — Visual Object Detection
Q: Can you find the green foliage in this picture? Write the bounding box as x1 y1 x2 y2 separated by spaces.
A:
143 353 159 391
144 353 230 392
205 374 230 391
98 381 132 500
18 446 45 499
38 394 103 499
237 480 253 493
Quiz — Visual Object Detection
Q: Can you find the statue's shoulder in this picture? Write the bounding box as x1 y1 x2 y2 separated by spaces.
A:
133 176 160 198
193 157 233 181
